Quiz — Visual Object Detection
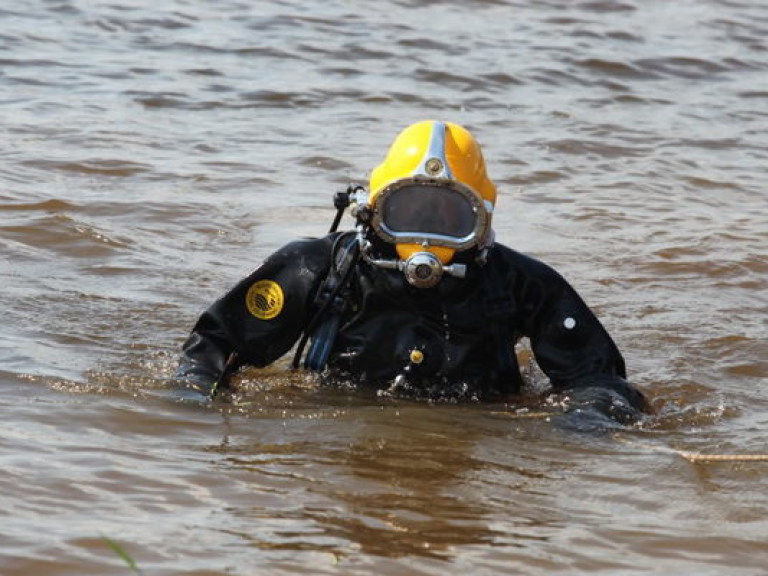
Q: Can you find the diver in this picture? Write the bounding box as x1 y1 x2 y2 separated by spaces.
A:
174 120 648 424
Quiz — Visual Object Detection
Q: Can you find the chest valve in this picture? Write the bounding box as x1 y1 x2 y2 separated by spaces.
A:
393 348 426 387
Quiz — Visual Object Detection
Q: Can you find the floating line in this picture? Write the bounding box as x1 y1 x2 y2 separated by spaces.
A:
616 437 768 463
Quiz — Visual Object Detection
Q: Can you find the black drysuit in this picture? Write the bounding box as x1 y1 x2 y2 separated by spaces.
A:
176 232 647 420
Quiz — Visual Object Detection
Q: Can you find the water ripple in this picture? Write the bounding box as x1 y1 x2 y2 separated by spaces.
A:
21 159 152 177
2 0 768 574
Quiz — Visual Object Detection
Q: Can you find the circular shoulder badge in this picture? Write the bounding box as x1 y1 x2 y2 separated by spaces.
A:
245 280 284 320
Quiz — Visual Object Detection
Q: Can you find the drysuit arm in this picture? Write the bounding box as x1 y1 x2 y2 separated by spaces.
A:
174 237 333 400
513 256 648 423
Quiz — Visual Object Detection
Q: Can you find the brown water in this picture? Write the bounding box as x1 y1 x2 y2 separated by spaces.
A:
2 0 767 574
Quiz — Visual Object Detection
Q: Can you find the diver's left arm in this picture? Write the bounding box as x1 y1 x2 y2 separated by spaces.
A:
508 250 648 424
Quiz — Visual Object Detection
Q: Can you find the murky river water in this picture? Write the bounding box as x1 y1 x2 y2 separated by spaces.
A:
2 0 767 574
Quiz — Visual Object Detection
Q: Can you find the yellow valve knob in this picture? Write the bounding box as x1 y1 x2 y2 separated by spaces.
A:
409 349 424 365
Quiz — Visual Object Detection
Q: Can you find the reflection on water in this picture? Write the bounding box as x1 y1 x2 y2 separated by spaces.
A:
219 414 501 558
201 399 581 565
2 0 768 574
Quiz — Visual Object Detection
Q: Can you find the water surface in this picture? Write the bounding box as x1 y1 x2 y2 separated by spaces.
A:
1 0 767 574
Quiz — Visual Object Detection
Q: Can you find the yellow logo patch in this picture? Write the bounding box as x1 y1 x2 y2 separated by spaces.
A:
245 280 284 320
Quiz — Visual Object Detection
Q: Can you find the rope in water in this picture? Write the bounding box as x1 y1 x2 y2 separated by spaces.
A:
490 410 554 419
616 437 768 463
659 450 768 463
491 412 768 462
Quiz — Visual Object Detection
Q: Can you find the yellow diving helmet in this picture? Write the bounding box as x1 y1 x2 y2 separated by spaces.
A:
362 121 496 288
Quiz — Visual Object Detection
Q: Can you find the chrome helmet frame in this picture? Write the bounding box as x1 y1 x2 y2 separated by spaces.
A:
369 176 493 252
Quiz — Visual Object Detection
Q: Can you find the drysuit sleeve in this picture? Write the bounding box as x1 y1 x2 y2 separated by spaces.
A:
174 236 333 399
511 253 648 424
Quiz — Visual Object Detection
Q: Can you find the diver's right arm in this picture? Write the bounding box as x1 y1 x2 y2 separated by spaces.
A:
173 236 334 400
